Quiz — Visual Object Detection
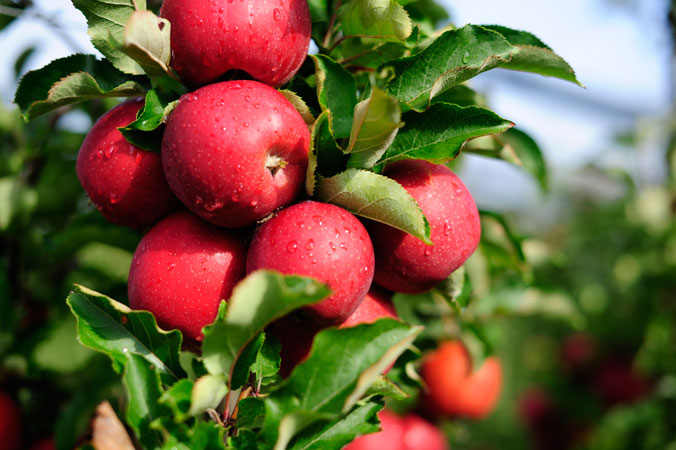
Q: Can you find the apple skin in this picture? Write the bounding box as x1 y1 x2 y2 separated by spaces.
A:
161 0 311 87
76 98 178 228
421 340 502 420
343 410 406 450
401 414 449 450
29 437 56 450
162 81 310 228
339 286 397 329
128 211 247 343
0 391 21 450
366 160 481 294
247 200 375 325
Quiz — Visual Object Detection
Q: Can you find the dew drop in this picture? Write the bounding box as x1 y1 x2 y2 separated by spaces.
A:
287 241 298 253
135 152 144 165
329 241 336 251
166 263 176 271
242 122 249 128
244 95 251 102
96 148 104 159
444 220 452 236
109 193 119 204
273 8 281 21
105 145 115 158
250 199 259 207
297 221 305 228
312 215 323 226
311 259 317 264
305 239 314 250
462 50 470 64
424 247 432 256
339 243 347 250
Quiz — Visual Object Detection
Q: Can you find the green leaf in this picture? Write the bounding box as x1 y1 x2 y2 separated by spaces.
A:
188 422 227 450
364 375 409 400
237 397 266 431
311 55 357 138
123 353 165 449
250 334 282 386
202 271 329 382
383 25 513 111
307 0 329 22
482 25 583 86
262 320 421 448
66 284 185 383
433 266 473 310
379 103 513 164
72 0 147 75
338 0 413 42
189 374 227 417
118 10 173 78
119 89 177 152
13 54 145 121
280 90 315 128
160 379 193 422
345 88 402 169
306 111 349 196
32 316 95 373
314 169 431 244
288 401 383 450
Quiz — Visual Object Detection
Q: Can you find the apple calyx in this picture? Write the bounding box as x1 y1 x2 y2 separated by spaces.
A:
266 154 288 177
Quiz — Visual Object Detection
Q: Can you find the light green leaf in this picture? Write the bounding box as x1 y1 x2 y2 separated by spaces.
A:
311 54 357 138
202 271 329 382
119 10 172 78
122 353 165 449
13 54 145 121
346 88 403 169
383 25 513 111
72 0 147 75
280 90 315 129
189 375 227 417
338 0 413 42
306 111 349 196
379 103 513 164
315 169 431 244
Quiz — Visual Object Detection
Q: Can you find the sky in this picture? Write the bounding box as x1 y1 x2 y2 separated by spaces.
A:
0 0 672 212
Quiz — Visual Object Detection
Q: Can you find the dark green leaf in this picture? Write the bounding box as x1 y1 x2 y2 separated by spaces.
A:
119 89 177 152
13 46 35 79
66 284 185 383
160 379 193 422
237 397 266 431
14 54 145 121
307 111 350 196
434 266 473 310
383 25 513 111
314 168 431 244
123 353 165 449
311 55 357 138
379 103 513 164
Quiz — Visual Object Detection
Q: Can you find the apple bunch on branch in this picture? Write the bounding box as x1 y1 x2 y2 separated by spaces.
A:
13 0 581 448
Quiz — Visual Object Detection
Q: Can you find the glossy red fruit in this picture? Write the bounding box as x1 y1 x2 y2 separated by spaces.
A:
267 312 323 378
128 211 246 342
339 286 397 329
367 160 480 294
344 410 406 450
0 391 21 450
247 201 375 325
422 340 502 420
161 0 311 87
401 414 449 450
76 99 178 228
162 81 310 228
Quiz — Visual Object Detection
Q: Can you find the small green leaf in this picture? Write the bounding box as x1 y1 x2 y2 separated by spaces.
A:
280 90 315 128
383 25 513 111
288 401 383 450
346 88 402 169
482 25 583 87
66 285 185 383
434 266 473 310
364 375 409 400
251 334 282 385
237 397 266 431
338 0 413 42
14 54 145 121
311 55 357 138
379 103 513 164
119 10 173 78
307 111 350 196
314 169 431 244
189 374 227 417
119 89 177 152
202 271 329 382
72 0 147 75
160 379 193 422
123 353 165 449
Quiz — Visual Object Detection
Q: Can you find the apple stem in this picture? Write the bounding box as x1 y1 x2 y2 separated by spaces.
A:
266 154 288 177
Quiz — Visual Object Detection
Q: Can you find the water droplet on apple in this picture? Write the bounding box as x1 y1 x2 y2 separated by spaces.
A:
135 151 144 165
424 247 432 256
96 148 104 158
297 221 305 228
109 193 119 204
305 239 314 250
242 122 249 127
166 263 176 271
339 243 347 250
344 227 351 234
444 220 452 236
244 95 251 102
271 66 279 73
250 200 258 206
273 8 281 21
329 242 336 251
230 82 242 89
311 259 317 264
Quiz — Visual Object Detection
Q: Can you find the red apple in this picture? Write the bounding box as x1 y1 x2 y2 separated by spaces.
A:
76 98 178 228
267 312 324 378
29 437 55 450
128 211 246 342
339 286 397 328
593 357 649 406
0 391 21 450
162 81 310 227
401 414 449 450
161 0 311 87
421 340 502 420
247 201 374 325
343 410 406 450
366 160 481 294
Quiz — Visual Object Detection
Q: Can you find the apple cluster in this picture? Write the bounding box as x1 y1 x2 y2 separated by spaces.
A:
74 0 487 433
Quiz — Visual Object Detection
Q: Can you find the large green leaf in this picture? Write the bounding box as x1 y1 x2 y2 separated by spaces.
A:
383 25 513 111
307 111 350 196
378 103 513 164
123 353 166 449
202 271 329 383
345 88 403 169
483 25 583 86
118 10 172 78
261 320 421 449
314 169 431 244
66 285 185 383
338 0 413 42
311 55 358 138
14 54 145 121
71 0 147 75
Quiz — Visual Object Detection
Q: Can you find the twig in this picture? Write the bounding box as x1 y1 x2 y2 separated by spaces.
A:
322 0 341 49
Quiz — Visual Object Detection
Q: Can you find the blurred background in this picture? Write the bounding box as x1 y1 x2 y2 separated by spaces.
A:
1 0 675 449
